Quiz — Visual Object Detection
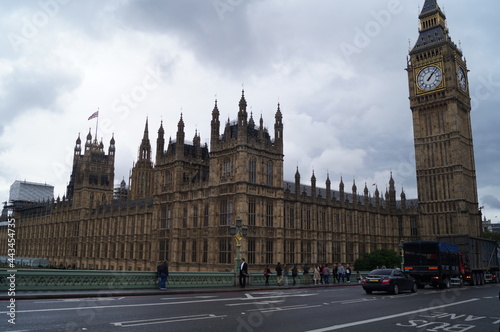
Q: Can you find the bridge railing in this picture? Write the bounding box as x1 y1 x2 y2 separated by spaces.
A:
0 269 370 291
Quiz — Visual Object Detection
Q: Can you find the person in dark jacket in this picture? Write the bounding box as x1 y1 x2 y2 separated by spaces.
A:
239 258 248 288
276 262 283 286
291 265 298 285
157 261 169 290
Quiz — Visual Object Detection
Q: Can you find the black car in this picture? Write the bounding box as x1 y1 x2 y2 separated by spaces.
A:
362 269 417 295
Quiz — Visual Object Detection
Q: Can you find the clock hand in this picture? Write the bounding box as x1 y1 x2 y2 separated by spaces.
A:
426 68 438 83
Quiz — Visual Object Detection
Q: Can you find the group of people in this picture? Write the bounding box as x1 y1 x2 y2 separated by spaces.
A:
312 263 352 285
239 259 353 287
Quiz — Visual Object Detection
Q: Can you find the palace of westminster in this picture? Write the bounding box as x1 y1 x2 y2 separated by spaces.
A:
0 0 483 272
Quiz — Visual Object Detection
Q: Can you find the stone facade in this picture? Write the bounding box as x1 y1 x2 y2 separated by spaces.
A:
406 0 481 239
0 0 481 272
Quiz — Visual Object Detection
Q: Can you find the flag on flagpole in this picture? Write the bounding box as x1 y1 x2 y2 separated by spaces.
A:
88 111 99 120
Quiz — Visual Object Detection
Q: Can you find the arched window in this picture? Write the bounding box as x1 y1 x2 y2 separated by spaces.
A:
249 158 256 183
266 161 273 186
223 158 232 178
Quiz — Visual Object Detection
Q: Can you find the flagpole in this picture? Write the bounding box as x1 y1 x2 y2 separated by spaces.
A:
95 108 99 139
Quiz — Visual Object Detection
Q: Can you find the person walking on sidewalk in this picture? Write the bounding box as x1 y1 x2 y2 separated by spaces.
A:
283 264 290 287
337 263 345 283
303 263 310 285
291 264 298 286
239 258 248 288
157 261 169 290
276 262 283 286
263 265 271 286
313 265 321 285
323 264 331 284
345 264 352 283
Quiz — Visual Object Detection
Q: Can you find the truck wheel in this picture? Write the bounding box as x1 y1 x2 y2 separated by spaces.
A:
471 274 477 286
441 278 450 289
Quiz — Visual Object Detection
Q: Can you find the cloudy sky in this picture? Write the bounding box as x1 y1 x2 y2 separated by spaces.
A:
0 0 499 222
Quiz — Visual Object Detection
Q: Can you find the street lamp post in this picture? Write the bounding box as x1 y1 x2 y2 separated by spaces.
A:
230 217 248 276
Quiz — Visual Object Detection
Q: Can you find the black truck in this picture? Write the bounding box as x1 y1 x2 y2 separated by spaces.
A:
403 241 463 289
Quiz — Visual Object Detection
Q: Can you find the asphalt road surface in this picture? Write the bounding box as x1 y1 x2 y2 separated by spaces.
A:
2 284 500 331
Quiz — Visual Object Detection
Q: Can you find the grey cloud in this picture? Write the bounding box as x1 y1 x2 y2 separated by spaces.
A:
482 195 500 209
0 67 81 134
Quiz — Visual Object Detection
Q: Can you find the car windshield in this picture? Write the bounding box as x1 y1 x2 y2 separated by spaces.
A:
369 269 392 276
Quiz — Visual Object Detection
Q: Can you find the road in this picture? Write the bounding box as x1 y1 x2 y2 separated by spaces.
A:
2 284 500 331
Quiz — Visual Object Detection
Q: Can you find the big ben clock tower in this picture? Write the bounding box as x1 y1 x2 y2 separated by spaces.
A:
407 0 481 239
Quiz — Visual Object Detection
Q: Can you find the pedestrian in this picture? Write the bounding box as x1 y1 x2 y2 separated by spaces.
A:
283 264 290 287
313 265 321 285
345 264 352 283
323 264 331 284
292 264 298 285
332 264 337 284
337 263 345 283
303 263 310 285
239 258 248 288
263 264 271 286
157 260 169 290
276 262 283 286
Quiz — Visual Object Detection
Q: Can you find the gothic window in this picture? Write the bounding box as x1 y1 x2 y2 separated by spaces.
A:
159 239 169 261
204 203 209 227
285 240 295 265
165 171 172 190
248 200 256 226
249 158 256 183
219 239 232 264
247 238 256 264
266 202 273 227
167 206 172 229
160 206 167 229
183 207 188 228
219 199 233 225
410 216 418 237
266 161 273 186
202 240 208 263
191 240 197 263
223 158 232 178
305 207 311 230
181 240 186 262
193 205 199 228
265 240 274 264
317 241 326 264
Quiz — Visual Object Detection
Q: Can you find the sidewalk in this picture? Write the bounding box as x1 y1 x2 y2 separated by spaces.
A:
1 281 361 300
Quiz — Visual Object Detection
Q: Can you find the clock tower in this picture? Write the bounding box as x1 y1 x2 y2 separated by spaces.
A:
407 0 481 239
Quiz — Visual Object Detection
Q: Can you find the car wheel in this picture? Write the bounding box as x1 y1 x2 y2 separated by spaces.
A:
411 283 417 293
365 289 372 294
391 284 399 295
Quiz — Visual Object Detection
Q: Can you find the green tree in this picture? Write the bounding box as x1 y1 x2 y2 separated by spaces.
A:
354 249 401 271
482 230 500 243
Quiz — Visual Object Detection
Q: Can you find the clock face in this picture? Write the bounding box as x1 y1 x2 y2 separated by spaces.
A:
457 67 467 91
417 66 443 91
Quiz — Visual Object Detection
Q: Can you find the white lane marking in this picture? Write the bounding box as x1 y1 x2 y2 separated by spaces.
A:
306 298 480 332
112 314 226 327
246 303 323 313
0 293 316 314
226 300 284 306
